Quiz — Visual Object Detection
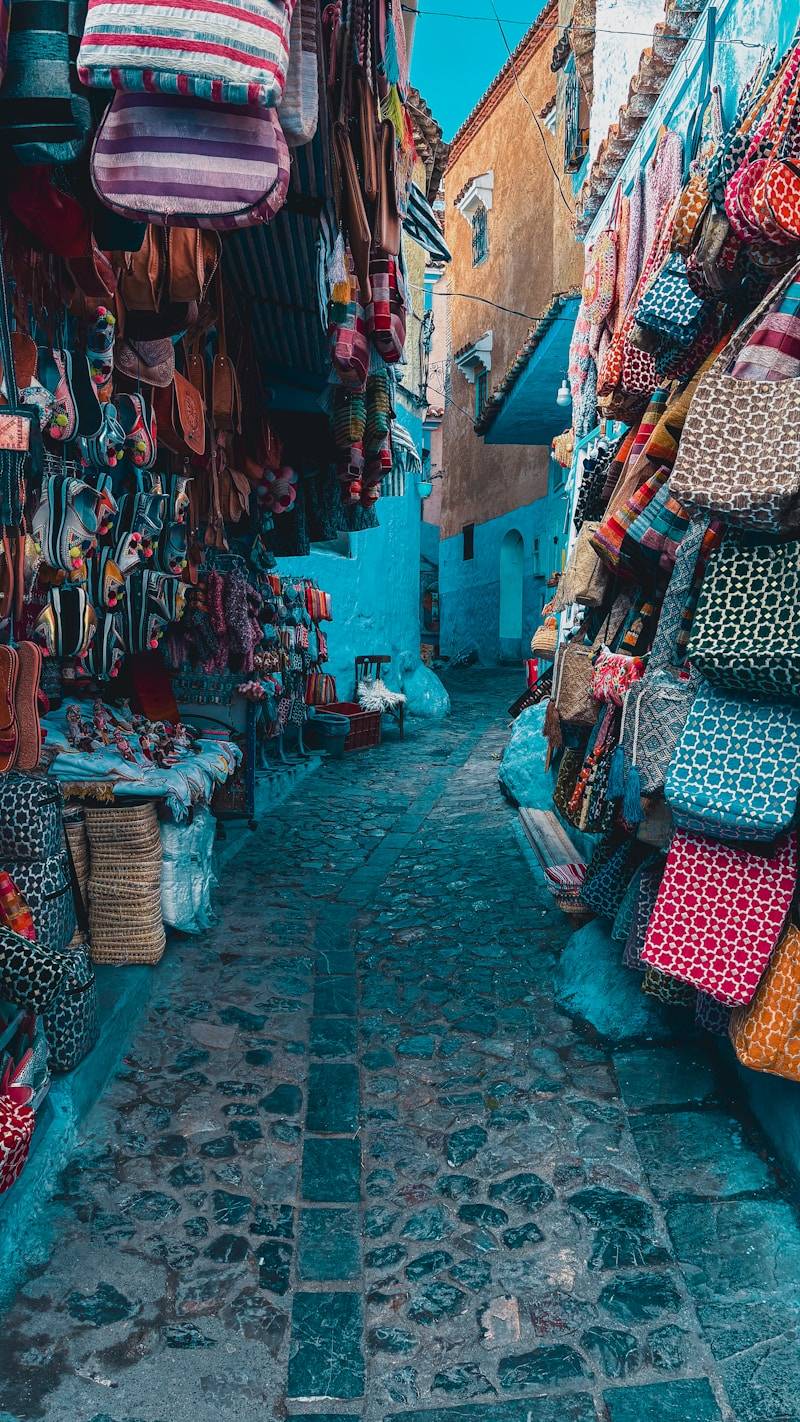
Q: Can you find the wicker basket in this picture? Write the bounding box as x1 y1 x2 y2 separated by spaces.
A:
85 802 165 965
63 808 89 945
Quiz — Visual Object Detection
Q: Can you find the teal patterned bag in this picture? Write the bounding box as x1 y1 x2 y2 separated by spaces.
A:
665 682 800 841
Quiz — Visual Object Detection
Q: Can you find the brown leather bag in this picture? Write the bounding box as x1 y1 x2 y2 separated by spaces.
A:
211 275 241 434
115 227 162 311
374 119 401 255
154 371 206 459
168 229 220 303
184 333 207 404
358 75 380 204
333 120 372 302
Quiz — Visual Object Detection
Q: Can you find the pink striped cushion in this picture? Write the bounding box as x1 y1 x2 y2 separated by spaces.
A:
91 91 290 230
78 0 295 108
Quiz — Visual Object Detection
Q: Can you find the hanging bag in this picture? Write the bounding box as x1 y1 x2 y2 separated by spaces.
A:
670 258 800 533
619 515 718 812
92 94 290 231
78 0 295 108
688 528 800 701
641 827 797 1005
279 0 319 146
665 682 800 842
582 185 622 329
729 923 800 1081
0 0 91 163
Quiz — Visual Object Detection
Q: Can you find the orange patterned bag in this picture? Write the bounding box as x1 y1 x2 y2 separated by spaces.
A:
729 924 800 1080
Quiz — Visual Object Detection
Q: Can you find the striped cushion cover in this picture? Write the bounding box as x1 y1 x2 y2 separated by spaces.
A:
77 0 294 108
91 91 290 229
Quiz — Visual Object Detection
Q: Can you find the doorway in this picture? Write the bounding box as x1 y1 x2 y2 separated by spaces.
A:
499 528 524 663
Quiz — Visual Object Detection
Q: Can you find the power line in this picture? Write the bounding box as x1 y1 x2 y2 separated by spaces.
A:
486 0 574 213
410 283 579 324
402 6 766 46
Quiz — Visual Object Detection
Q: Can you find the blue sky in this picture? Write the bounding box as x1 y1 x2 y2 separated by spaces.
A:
409 0 539 141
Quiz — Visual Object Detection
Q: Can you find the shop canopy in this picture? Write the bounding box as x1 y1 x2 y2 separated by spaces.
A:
476 292 580 446
403 184 452 263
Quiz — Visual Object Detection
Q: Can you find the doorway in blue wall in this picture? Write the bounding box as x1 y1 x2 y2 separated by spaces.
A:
499 528 524 664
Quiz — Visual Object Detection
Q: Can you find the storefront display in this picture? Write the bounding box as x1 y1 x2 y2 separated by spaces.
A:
0 0 426 1199
548 29 800 1083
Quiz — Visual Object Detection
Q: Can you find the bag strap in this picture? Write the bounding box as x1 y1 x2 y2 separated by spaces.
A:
63 827 89 936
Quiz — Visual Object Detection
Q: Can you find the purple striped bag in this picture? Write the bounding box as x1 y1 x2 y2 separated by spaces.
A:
78 0 294 109
91 92 290 230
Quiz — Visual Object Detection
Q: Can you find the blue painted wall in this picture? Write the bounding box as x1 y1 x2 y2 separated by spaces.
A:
277 405 424 697
439 460 570 664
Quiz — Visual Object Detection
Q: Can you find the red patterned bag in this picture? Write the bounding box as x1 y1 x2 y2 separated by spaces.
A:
365 253 406 363
641 828 797 1005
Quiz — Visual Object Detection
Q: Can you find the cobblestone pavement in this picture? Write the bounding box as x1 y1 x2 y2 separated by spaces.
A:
1 669 799 1422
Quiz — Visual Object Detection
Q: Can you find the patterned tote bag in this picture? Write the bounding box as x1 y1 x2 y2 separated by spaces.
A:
641 828 797 1005
665 682 800 842
729 924 800 1080
687 528 800 701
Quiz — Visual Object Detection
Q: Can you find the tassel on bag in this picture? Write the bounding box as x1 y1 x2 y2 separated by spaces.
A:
623 762 643 826
608 743 626 799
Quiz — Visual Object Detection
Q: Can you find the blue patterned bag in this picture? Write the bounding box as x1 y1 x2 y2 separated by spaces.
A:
665 682 800 841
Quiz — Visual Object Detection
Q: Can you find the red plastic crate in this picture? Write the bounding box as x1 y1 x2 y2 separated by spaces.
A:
317 701 382 751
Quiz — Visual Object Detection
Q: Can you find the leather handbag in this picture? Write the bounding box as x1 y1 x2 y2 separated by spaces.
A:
334 121 372 303
552 522 609 611
79 0 294 108
671 259 800 533
153 372 206 459
665 683 800 842
688 528 800 701
729 923 800 1080
641 827 797 1005
93 94 290 231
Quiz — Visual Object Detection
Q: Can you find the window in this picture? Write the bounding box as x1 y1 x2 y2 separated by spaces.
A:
463 523 474 560
564 57 589 172
474 370 488 419
471 203 488 265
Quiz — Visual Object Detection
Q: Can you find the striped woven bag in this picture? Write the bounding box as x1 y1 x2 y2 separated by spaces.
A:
78 0 295 108
91 92 290 230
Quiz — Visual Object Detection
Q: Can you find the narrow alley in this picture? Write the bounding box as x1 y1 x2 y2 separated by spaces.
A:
0 672 796 1422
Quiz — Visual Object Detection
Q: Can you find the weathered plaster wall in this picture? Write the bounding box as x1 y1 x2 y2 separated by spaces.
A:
440 11 583 543
589 0 665 161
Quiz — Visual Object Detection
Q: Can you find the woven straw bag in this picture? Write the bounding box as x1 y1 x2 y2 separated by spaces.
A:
552 522 609 612
670 258 800 533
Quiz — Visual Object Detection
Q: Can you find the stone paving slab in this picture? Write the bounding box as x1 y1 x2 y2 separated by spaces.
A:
0 670 797 1422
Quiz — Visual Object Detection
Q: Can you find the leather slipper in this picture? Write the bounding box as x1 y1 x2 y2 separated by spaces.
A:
0 646 20 772
13 641 42 771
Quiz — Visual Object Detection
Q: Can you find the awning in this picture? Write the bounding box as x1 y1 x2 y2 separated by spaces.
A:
403 183 452 263
477 292 581 445
384 419 422 496
224 114 334 391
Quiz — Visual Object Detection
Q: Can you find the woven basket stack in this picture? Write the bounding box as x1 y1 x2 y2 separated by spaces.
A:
63 806 89 947
84 802 165 964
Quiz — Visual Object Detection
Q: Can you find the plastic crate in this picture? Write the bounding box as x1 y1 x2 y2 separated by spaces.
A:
317 701 381 751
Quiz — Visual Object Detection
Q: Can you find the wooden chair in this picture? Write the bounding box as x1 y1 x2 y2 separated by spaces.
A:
355 654 405 739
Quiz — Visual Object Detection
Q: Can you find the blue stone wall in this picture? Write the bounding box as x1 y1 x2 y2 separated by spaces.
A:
439 467 570 664
278 406 424 697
